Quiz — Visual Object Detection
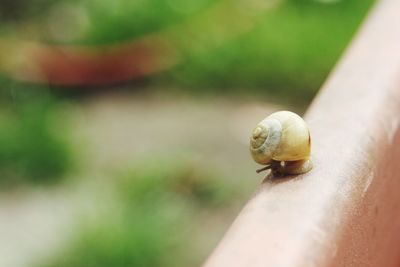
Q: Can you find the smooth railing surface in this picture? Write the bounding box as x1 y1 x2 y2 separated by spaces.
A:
203 0 400 266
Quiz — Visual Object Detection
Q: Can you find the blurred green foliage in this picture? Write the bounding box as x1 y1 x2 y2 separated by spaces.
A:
73 0 215 44
0 0 58 21
159 0 375 104
1 0 374 105
118 160 231 207
0 78 72 184
40 160 239 267
1 0 214 43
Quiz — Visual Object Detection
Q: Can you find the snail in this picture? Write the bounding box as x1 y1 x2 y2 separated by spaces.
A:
250 111 312 175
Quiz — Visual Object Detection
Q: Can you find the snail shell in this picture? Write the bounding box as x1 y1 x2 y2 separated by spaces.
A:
250 111 312 175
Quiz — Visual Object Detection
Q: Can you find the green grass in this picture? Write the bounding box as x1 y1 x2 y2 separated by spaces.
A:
39 159 240 267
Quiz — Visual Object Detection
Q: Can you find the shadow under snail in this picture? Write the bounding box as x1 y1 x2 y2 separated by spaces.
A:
250 111 313 176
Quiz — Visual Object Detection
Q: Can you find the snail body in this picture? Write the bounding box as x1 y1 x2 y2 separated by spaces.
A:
250 111 312 175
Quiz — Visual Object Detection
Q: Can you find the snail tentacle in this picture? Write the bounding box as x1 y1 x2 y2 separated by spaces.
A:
255 164 271 174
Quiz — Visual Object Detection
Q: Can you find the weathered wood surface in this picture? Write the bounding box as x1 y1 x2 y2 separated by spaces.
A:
203 0 400 266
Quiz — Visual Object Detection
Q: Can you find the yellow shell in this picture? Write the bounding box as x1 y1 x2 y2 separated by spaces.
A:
250 111 312 175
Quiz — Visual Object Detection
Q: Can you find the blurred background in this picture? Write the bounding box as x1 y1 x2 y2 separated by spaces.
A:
0 0 374 266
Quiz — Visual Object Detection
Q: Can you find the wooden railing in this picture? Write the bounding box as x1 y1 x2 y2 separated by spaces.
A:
203 1 400 266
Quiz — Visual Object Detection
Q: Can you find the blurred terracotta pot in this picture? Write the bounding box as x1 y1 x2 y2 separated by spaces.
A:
0 36 178 86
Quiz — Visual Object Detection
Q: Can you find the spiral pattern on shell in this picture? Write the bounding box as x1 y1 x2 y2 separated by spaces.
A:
249 111 311 166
